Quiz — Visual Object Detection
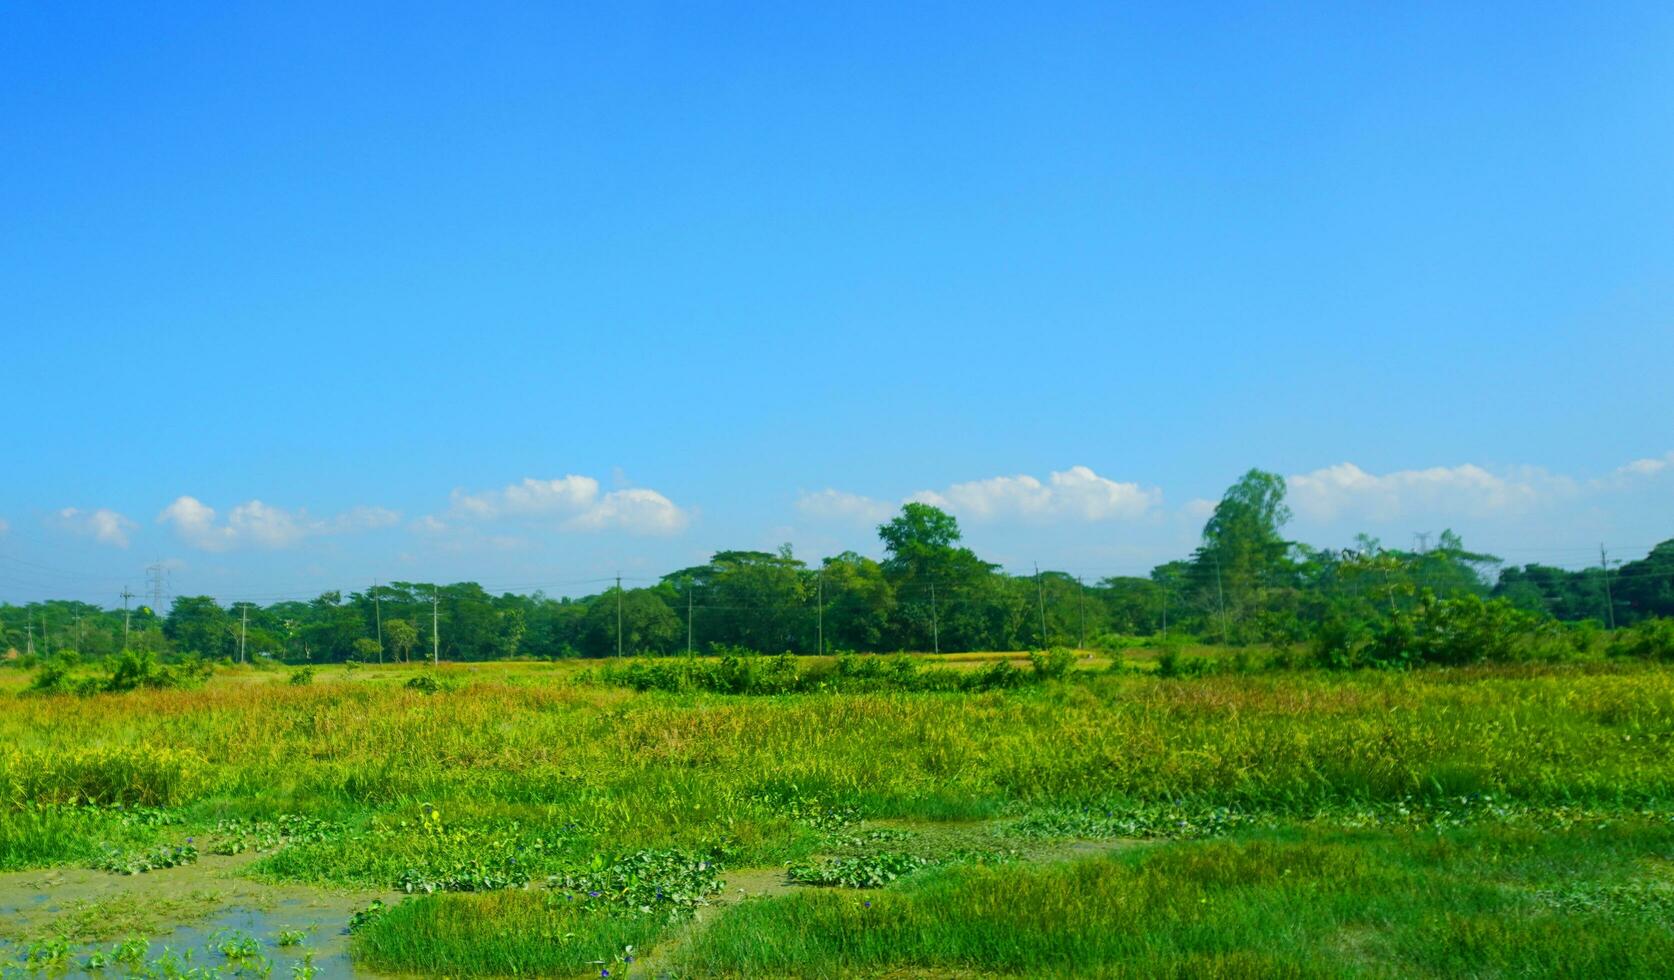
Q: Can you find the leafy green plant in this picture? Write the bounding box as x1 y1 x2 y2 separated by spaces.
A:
546 848 724 917
788 851 931 888
91 840 198 874
405 674 441 694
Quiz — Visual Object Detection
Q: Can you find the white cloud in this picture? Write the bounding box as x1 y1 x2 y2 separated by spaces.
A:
0 517 9 535
912 466 1159 523
443 475 689 535
1609 451 1674 481
410 515 450 533
803 466 1160 526
796 489 896 524
327 505 402 533
158 496 399 551
565 488 688 534
1182 498 1217 521
54 507 137 548
450 476 600 520
1285 462 1568 523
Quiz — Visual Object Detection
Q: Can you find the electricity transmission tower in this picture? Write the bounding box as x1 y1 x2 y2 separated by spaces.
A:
146 562 169 614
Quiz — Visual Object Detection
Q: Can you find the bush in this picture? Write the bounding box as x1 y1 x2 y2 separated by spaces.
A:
1608 619 1674 662
968 659 1023 690
1364 592 1546 669
1310 617 1363 670
290 666 316 686
26 650 211 697
24 659 77 696
406 674 442 694
1028 648 1076 680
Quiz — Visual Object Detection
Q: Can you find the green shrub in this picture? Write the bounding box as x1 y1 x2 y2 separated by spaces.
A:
290 666 315 686
1364 592 1547 669
1311 617 1363 669
1608 619 1674 661
1028 648 1076 680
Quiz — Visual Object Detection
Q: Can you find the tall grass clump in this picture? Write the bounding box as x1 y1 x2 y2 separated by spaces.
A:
351 891 666 976
1 745 207 807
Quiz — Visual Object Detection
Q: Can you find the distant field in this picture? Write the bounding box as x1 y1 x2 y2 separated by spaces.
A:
4 656 1673 976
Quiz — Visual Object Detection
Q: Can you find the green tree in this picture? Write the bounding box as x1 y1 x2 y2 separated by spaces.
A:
582 587 680 656
384 619 418 662
877 503 998 651
878 503 963 578
164 596 232 658
1614 539 1674 623
819 552 896 651
1193 469 1296 640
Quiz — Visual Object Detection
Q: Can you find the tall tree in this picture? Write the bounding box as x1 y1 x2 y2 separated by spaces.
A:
1193 469 1295 638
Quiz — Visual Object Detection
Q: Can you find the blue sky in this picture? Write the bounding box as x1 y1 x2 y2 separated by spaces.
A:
3 2 1672 604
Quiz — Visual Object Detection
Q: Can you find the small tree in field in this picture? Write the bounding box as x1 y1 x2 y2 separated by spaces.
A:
352 637 382 664
384 619 418 663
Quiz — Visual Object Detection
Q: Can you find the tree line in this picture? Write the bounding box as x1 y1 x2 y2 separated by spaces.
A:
3 469 1670 663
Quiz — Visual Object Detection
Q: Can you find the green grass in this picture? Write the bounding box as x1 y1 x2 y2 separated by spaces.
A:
350 890 666 976
4 658 1674 976
682 821 1674 978
0 804 175 871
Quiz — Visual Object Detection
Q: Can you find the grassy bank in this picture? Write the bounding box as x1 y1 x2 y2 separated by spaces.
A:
682 821 1674 978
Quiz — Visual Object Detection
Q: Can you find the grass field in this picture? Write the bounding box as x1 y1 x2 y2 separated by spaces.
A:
3 653 1672 976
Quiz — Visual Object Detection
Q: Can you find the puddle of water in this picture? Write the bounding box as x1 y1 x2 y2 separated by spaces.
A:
0 856 393 977
0 900 353 976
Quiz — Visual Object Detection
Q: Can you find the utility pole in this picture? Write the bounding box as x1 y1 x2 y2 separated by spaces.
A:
373 580 384 664
1413 532 1431 554
1076 576 1086 651
1600 545 1616 630
24 610 33 657
120 587 134 650
1160 584 1168 639
431 589 440 665
239 604 248 664
816 569 824 656
1213 552 1229 645
929 581 940 655
1035 562 1048 648
615 574 623 658
685 577 694 656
